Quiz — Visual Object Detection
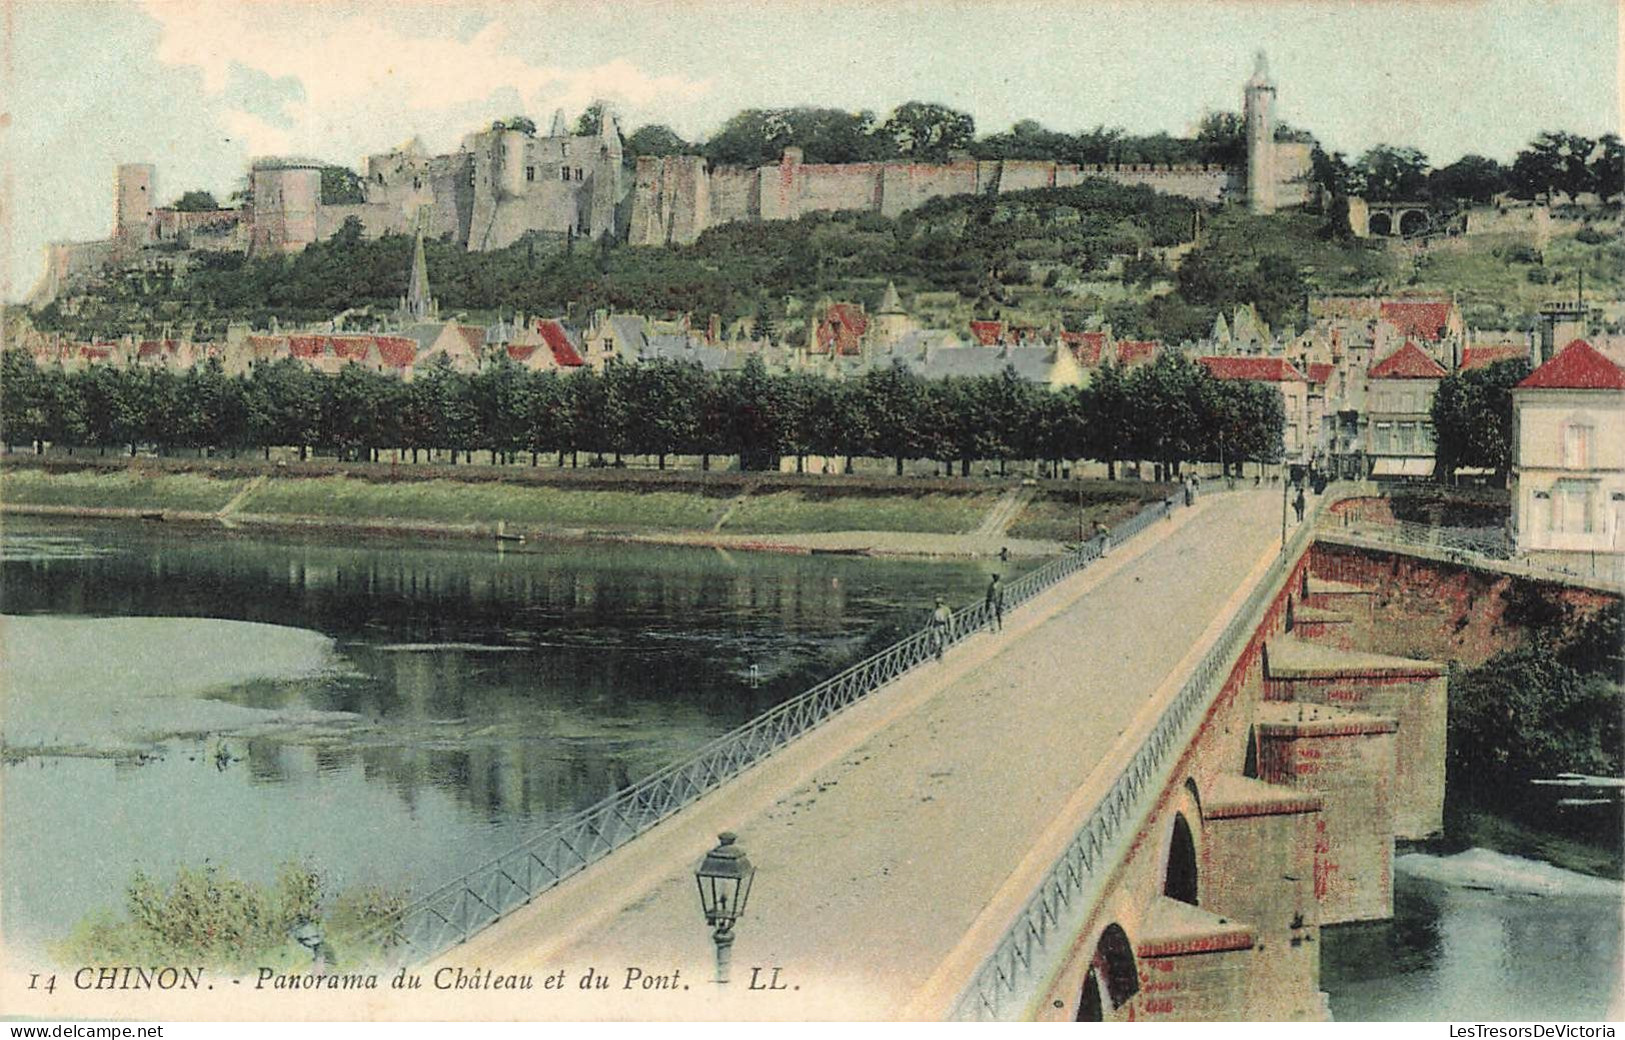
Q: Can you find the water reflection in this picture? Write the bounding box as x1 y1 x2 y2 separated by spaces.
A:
2 518 1011 946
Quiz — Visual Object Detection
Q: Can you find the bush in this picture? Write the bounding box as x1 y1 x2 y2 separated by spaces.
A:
1575 225 1610 245
54 861 407 972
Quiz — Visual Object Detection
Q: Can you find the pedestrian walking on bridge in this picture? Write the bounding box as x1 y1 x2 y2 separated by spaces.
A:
985 574 1005 632
930 596 953 660
1293 486 1307 524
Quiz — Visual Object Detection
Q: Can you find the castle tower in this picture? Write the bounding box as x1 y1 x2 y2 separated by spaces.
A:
1244 50 1277 215
114 163 156 246
549 108 568 138
871 281 912 344
249 160 323 254
588 106 622 240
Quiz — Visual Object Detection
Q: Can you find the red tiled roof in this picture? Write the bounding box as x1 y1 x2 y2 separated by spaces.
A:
1517 339 1625 391
1369 341 1448 379
79 345 113 361
969 320 1004 346
247 335 286 354
1460 345 1528 372
452 324 486 352
1379 301 1454 341
1307 362 1334 384
1116 340 1159 366
137 340 175 357
375 336 416 369
506 344 540 363
1197 356 1306 382
1063 331 1109 366
537 320 584 367
331 336 371 362
288 335 322 359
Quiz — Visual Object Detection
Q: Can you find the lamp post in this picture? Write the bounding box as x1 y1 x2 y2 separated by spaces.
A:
694 832 755 985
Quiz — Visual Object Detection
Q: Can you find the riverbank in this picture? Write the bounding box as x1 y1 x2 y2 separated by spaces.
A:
0 458 1167 558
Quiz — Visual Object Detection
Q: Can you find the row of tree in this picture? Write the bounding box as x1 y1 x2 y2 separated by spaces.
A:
0 351 1284 477
1312 131 1624 205
620 105 1307 169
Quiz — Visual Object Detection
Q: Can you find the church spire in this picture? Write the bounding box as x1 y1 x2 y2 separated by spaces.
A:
405 212 434 322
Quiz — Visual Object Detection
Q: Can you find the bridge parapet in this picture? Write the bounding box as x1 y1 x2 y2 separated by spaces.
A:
950 484 1346 1020
362 495 1183 964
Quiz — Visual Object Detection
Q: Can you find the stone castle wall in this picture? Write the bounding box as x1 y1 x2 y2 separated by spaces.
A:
625 150 1311 245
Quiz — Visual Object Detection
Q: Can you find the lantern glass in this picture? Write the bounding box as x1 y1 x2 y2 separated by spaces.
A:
695 832 755 929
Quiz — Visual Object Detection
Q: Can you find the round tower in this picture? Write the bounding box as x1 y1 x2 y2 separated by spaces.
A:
250 160 322 254
498 129 528 199
114 163 156 245
1244 51 1277 215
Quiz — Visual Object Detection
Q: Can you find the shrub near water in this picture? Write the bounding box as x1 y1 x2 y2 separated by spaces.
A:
0 468 246 512
54 861 406 972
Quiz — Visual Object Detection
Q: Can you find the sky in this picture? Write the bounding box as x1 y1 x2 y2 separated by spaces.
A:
2 0 1620 301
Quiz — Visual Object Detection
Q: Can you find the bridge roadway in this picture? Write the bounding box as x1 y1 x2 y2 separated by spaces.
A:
438 489 1292 1020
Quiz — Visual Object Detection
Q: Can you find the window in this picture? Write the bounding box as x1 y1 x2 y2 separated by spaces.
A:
1374 421 1393 453
526 166 535 182
575 168 584 181
1398 422 1417 453
1551 479 1596 534
1563 423 1593 469
561 167 570 181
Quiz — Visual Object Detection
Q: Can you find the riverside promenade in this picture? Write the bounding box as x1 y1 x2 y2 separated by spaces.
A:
436 489 1293 1020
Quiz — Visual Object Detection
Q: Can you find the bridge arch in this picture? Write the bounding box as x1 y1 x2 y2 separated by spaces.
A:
1398 209 1428 236
1158 777 1204 906
1367 211 1393 237
1074 923 1139 1021
1164 812 1199 905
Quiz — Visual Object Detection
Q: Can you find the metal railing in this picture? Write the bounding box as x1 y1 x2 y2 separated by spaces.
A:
359 492 1185 964
948 484 1338 1020
1322 514 1622 586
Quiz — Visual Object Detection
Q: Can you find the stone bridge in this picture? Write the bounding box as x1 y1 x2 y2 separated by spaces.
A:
360 487 1614 1021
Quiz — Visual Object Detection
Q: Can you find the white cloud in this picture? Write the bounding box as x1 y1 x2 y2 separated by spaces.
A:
139 2 712 160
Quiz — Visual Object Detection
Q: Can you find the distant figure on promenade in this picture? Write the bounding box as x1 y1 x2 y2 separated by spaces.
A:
985 574 1005 631
1094 521 1111 557
1183 478 1196 507
1293 486 1307 523
998 545 1011 562
930 596 954 660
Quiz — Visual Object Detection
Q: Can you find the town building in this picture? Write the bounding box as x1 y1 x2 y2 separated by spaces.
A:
1363 341 1448 478
1196 356 1312 462
1509 339 1625 564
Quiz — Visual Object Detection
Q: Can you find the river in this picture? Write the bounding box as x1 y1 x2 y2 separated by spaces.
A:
1 516 1010 950
4 516 1619 1020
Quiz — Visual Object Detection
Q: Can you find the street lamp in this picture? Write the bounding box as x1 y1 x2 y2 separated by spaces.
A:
694 831 755 984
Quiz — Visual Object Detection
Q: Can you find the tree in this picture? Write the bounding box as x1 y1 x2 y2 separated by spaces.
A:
1430 357 1532 484
503 115 537 135
1511 131 1596 202
319 166 365 206
1353 145 1430 202
0 350 45 452
882 102 975 162
1427 154 1510 204
171 190 220 212
624 124 691 159
572 105 605 137
1195 112 1246 167
855 361 926 476
1310 145 1356 200
1592 134 1623 202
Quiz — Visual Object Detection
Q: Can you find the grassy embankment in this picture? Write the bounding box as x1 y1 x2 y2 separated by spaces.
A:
0 461 1167 541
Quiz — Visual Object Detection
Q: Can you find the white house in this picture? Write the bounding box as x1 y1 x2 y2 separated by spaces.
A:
1510 339 1625 564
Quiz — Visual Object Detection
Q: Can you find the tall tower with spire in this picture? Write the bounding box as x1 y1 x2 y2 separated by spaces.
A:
1244 50 1277 215
402 209 437 322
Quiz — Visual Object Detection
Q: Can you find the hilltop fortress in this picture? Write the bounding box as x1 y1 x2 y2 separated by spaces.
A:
631 54 1310 245
33 53 1309 305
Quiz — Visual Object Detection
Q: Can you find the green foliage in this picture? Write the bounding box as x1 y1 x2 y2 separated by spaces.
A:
54 861 404 971
624 124 690 159
1353 145 1430 202
319 166 365 206
1428 154 1510 204
1448 638 1622 792
1430 357 1532 482
171 190 220 212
